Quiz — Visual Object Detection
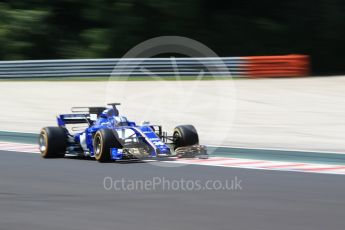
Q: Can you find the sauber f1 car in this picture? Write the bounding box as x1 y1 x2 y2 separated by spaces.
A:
39 103 208 162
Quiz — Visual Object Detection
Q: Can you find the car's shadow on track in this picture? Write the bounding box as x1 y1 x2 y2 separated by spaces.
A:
62 155 182 164
63 155 150 164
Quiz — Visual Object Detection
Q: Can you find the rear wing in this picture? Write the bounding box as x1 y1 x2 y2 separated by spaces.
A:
57 104 121 127
71 103 120 116
57 107 106 127
57 114 90 126
71 107 106 115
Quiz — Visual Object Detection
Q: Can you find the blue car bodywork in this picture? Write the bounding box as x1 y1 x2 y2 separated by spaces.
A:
56 104 172 160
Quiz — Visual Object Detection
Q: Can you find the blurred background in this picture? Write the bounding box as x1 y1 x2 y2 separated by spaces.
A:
0 0 344 74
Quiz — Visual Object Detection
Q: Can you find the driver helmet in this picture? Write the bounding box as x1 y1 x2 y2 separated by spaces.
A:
101 107 119 118
114 116 129 126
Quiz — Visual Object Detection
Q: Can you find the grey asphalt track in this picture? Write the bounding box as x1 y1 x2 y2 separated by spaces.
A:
1 150 345 230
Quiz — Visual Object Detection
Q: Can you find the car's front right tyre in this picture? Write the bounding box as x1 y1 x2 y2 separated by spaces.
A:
93 129 122 163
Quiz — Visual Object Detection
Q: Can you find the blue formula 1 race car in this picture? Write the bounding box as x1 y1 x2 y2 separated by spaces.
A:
39 103 207 162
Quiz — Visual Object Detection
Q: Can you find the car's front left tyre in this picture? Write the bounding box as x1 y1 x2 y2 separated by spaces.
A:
173 125 199 149
39 127 67 158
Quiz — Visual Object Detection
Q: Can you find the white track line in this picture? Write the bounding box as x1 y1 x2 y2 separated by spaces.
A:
0 141 344 175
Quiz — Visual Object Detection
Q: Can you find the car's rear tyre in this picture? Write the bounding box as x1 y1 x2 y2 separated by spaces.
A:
173 125 199 149
39 127 67 158
93 129 122 163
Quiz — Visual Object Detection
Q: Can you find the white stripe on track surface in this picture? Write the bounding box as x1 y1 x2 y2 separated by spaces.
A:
0 141 344 175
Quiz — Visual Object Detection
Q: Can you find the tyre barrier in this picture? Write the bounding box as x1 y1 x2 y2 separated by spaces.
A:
0 55 309 79
245 55 310 78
